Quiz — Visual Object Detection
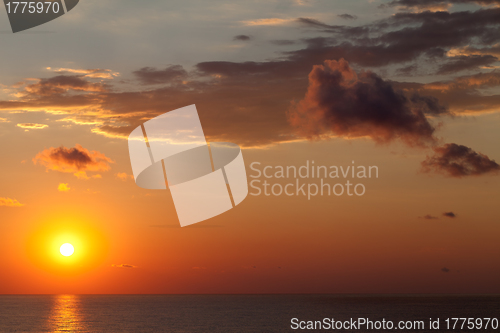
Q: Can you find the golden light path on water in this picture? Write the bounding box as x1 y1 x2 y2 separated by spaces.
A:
48 295 83 332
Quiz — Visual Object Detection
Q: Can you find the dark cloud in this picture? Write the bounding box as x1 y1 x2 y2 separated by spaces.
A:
33 144 113 179
421 214 439 219
133 65 188 85
383 0 500 11
233 35 251 41
443 212 457 218
338 14 357 20
289 8 500 69
441 267 450 273
288 59 446 147
421 143 500 177
22 75 107 97
437 55 499 74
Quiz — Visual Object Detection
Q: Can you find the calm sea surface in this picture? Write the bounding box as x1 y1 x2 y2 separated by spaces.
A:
0 295 498 332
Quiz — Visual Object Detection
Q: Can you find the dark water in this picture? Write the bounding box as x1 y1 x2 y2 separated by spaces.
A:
0 295 498 332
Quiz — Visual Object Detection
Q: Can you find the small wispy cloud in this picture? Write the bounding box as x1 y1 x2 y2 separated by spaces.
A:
112 264 137 269
17 123 48 129
46 67 120 79
420 214 439 220
233 35 251 41
0 197 24 207
443 212 457 218
241 18 295 26
0 118 9 123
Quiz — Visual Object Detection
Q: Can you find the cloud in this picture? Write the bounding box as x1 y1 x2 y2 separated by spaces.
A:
443 211 457 218
337 14 357 20
17 123 48 129
111 264 137 269
46 67 120 79
133 66 188 85
116 172 133 181
0 118 10 123
241 18 296 26
394 71 500 114
1 8 500 148
447 44 500 58
58 183 71 192
233 35 251 41
384 0 500 11
437 55 499 74
441 267 450 273
288 59 446 147
421 143 500 177
0 197 24 207
294 8 500 67
33 144 114 179
22 75 107 97
421 214 439 219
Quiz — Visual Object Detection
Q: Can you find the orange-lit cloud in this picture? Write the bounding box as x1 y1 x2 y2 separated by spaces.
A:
0 118 9 123
241 18 296 26
58 183 71 192
22 75 107 97
0 197 24 207
17 123 49 129
46 67 120 79
33 144 114 179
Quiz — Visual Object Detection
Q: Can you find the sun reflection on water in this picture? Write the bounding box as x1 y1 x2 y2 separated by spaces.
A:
48 295 83 332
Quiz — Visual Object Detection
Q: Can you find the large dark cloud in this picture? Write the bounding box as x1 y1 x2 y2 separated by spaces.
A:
288 59 446 146
133 65 188 85
421 143 500 177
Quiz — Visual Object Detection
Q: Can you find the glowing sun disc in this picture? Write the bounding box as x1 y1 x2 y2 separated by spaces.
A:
60 243 75 257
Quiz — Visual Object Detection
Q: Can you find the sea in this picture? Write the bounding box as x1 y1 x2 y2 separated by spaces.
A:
0 295 498 332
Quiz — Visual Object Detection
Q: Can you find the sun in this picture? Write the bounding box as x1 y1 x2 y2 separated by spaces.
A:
60 243 75 257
